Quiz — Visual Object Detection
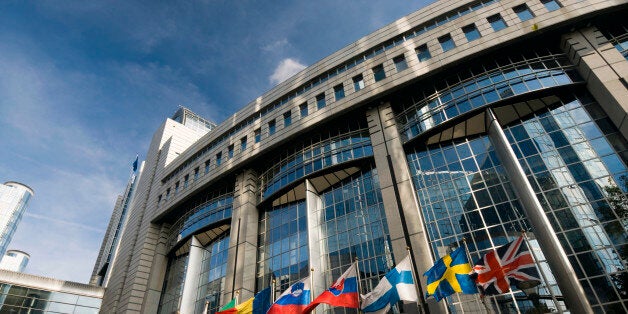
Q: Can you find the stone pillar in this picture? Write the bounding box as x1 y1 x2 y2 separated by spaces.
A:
366 103 447 314
486 109 593 313
224 169 259 301
142 223 171 314
305 179 326 299
179 236 203 314
562 26 628 140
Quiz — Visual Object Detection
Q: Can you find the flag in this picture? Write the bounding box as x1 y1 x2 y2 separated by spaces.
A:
304 262 359 313
216 298 237 314
235 298 253 314
424 246 477 302
361 254 418 313
252 286 272 314
473 236 540 295
267 276 311 314
132 155 139 172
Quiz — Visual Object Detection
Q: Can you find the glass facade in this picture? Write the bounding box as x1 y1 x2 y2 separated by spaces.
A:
0 284 101 314
257 201 309 292
158 254 189 314
195 234 230 314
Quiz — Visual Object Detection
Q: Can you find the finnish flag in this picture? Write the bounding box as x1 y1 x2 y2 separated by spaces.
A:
361 254 418 313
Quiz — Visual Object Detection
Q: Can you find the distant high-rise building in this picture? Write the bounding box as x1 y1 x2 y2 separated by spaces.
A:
0 250 29 272
0 182 33 257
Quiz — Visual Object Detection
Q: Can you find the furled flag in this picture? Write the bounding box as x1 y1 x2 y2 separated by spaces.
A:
424 246 477 302
218 286 272 314
361 254 418 313
267 276 312 314
132 155 139 172
473 236 540 295
304 262 359 313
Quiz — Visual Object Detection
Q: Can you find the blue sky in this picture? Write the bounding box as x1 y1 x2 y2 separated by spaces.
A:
0 1 432 283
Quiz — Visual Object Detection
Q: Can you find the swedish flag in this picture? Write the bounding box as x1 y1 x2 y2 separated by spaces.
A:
424 246 477 301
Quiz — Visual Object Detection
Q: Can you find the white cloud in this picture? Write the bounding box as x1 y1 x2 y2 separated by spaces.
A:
269 58 307 85
262 38 289 52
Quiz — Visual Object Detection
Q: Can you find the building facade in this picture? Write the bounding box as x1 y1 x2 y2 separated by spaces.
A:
0 270 104 313
0 182 33 258
97 0 628 313
0 250 30 273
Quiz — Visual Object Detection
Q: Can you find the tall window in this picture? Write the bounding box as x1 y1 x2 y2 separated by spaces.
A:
393 55 408 72
269 119 276 135
194 167 199 180
183 175 189 188
540 0 562 11
513 4 534 21
216 152 222 166
174 181 179 194
353 74 365 91
254 128 261 143
462 24 481 42
205 160 210 174
284 111 292 127
228 145 234 159
240 136 247 152
487 14 508 31
316 93 326 109
416 44 432 62
438 34 456 52
372 64 386 82
300 102 309 118
334 84 345 101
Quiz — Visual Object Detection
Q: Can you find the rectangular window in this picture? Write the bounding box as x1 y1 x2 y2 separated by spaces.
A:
268 120 276 135
254 128 261 143
166 188 170 200
540 0 561 11
487 14 508 31
316 93 326 109
438 34 456 52
373 64 386 82
393 55 408 72
216 152 222 166
241 136 247 152
513 4 534 21
284 111 292 127
416 44 432 62
205 160 210 174
228 144 234 159
334 84 345 101
300 102 308 118
194 167 199 180
183 175 189 188
462 24 481 42
174 182 179 194
353 74 364 91
157 194 162 204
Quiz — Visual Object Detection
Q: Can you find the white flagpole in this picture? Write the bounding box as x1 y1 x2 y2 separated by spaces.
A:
405 247 423 313
354 258 363 314
522 231 563 314
310 268 315 314
272 278 277 302
463 238 492 314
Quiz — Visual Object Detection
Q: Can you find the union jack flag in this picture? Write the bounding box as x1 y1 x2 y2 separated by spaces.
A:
472 236 540 295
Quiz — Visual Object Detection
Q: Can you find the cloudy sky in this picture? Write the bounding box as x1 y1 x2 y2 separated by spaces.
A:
0 1 432 283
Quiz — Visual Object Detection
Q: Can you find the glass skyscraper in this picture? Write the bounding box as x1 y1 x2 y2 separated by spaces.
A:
95 1 628 313
0 182 33 258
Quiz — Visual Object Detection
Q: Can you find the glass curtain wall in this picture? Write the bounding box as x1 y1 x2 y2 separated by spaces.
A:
315 164 394 314
257 201 309 293
195 234 230 313
500 93 628 312
157 254 189 314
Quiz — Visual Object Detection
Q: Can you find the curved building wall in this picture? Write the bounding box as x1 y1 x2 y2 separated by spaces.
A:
0 182 33 258
99 0 628 313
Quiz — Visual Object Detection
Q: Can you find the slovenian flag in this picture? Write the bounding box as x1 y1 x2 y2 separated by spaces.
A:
304 262 359 313
267 276 311 314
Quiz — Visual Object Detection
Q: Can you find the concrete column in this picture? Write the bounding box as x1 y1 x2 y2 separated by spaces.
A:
179 236 203 314
486 109 593 313
562 26 628 140
366 103 447 314
305 179 326 299
224 169 259 301
142 223 171 314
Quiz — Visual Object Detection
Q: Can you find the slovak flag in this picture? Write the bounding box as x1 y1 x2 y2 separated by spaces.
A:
304 262 359 313
267 276 311 314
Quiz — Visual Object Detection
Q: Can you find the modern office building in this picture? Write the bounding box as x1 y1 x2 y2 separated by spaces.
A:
0 270 104 313
96 0 628 313
0 250 30 273
0 182 33 258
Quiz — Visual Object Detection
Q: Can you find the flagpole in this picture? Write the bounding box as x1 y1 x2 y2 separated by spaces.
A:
462 238 492 314
272 279 276 302
354 257 364 314
522 231 563 314
310 268 315 314
405 247 424 314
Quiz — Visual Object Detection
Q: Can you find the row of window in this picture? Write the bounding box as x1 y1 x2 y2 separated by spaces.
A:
159 0 565 203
